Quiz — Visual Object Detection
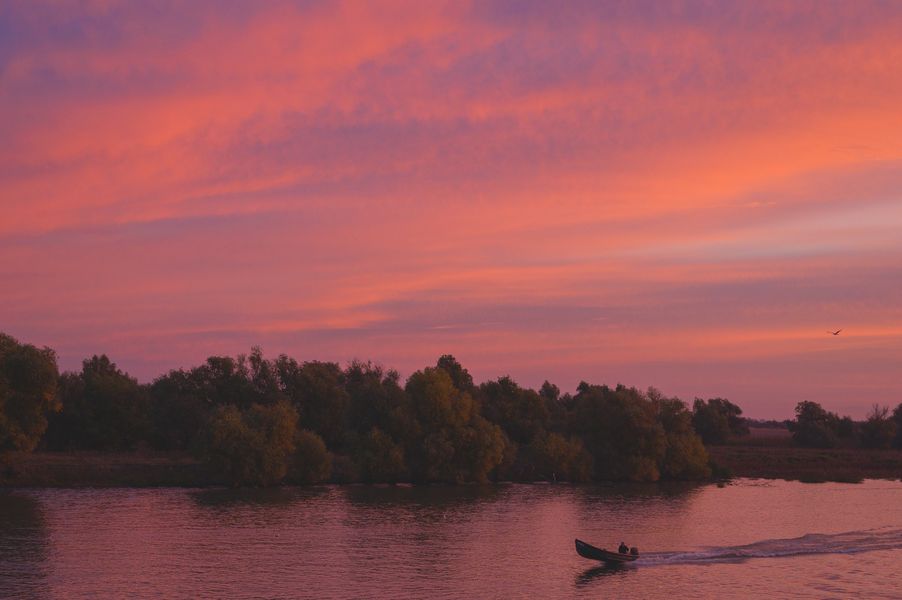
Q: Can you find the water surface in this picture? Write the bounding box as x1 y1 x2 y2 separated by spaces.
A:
2 479 902 599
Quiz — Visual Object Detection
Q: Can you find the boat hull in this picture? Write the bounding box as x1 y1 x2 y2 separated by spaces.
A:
575 539 638 564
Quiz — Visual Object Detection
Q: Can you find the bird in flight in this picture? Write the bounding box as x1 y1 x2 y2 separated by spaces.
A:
827 329 842 336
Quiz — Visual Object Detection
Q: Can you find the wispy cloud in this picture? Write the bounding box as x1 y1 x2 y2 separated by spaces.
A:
2 1 901 417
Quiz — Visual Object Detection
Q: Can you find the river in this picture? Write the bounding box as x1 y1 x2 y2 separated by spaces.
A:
2 479 902 599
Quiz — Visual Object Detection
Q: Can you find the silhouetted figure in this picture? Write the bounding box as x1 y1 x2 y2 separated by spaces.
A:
630 546 639 556
618 542 628 554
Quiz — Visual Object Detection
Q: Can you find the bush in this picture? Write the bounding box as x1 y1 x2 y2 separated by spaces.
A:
859 405 896 449
692 398 748 444
0 334 60 454
352 427 407 483
568 383 667 481
655 393 711 479
199 400 298 486
290 429 332 484
45 355 149 451
527 432 593 482
788 401 842 448
405 368 507 483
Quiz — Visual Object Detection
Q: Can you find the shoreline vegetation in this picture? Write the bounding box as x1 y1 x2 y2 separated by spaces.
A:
3 332 902 487
4 441 902 488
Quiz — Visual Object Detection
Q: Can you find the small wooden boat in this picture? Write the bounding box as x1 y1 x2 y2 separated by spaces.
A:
575 539 638 564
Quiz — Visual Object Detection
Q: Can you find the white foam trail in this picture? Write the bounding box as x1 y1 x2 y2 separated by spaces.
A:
640 528 902 566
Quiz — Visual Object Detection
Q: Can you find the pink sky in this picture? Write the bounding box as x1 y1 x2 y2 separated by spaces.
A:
2 1 901 418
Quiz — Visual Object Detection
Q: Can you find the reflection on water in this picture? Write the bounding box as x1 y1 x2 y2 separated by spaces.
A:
191 485 328 508
2 480 902 599
0 491 50 599
642 527 902 565
342 482 504 508
575 563 635 586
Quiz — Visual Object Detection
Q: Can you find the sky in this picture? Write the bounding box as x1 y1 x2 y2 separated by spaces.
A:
2 1 901 418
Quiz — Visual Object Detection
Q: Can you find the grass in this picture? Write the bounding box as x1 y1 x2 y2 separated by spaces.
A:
708 442 902 483
4 427 902 487
0 450 222 488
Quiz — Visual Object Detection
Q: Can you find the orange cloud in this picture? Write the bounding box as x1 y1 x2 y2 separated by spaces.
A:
2 1 902 416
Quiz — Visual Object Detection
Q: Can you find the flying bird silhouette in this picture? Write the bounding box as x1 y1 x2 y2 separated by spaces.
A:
827 329 842 336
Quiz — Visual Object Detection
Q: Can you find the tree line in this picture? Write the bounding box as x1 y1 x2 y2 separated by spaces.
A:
787 400 902 450
3 332 899 486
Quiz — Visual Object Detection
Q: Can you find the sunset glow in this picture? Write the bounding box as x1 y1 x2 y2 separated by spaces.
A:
3 1 902 417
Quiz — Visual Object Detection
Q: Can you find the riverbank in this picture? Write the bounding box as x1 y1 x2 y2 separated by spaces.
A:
0 451 221 488
4 446 902 487
708 445 902 483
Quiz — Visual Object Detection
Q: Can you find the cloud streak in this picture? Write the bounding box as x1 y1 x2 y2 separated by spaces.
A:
2 1 901 417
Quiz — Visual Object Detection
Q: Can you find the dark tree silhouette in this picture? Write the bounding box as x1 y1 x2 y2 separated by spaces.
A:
788 401 846 448
436 354 474 393
859 404 896 449
0 332 732 485
46 355 148 450
692 397 749 444
0 334 60 454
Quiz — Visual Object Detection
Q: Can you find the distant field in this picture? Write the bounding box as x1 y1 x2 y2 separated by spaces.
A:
732 426 793 446
712 426 902 482
5 442 902 487
708 445 902 483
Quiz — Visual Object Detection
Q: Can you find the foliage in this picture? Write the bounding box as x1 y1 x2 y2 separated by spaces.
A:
275 358 349 449
405 368 506 483
289 429 332 484
199 400 298 486
691 397 748 444
787 401 849 448
147 369 208 451
859 405 896 450
45 355 148 450
653 391 711 480
513 432 593 482
344 361 408 441
0 334 60 454
1 333 731 485
479 376 549 445
568 383 666 481
351 427 407 483
435 354 474 393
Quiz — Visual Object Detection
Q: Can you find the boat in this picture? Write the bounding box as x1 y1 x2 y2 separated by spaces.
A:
575 538 639 564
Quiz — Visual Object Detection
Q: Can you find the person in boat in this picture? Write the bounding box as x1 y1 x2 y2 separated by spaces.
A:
630 546 639 556
618 542 629 554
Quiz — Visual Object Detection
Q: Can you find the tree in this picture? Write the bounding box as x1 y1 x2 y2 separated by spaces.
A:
147 369 208 450
290 429 332 484
540 381 569 434
859 404 896 449
405 367 506 483
199 400 299 486
45 355 148 450
479 376 549 445
568 383 667 481
344 360 407 440
0 333 60 455
893 403 902 449
691 397 748 444
193 355 256 408
788 401 840 448
435 355 474 393
351 427 407 483
276 358 349 449
653 391 711 479
514 432 592 482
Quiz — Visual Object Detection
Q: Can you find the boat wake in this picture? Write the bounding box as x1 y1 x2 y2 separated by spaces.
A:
640 528 902 566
